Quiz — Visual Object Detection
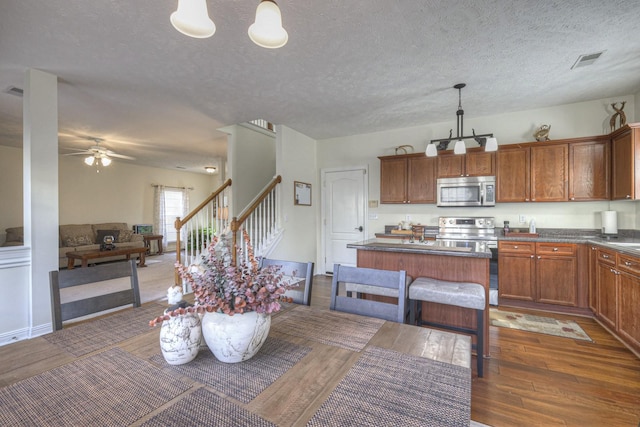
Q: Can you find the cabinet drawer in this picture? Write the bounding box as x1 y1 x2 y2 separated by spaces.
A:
597 248 616 265
536 243 576 256
617 253 640 275
499 241 535 253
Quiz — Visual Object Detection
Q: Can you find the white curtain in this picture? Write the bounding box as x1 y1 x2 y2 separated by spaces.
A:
153 185 166 247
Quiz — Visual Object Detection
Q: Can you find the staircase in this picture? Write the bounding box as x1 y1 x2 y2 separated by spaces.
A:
173 175 282 289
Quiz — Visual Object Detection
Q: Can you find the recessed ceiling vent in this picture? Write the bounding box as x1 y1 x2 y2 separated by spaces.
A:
3 86 24 97
571 51 604 70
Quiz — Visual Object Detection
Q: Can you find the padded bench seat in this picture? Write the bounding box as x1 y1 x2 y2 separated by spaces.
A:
409 277 486 377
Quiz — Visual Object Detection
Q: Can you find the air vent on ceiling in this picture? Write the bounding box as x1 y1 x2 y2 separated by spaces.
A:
571 51 604 70
4 86 24 97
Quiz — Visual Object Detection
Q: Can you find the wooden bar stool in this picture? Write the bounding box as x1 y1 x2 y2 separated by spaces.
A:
409 277 486 377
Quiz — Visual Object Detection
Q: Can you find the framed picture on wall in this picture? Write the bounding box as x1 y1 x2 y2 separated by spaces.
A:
294 181 311 206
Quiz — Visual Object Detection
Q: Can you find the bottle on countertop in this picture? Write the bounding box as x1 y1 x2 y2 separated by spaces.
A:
529 218 536 234
503 221 510 234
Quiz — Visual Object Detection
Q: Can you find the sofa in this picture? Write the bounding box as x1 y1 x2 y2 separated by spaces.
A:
2 222 145 268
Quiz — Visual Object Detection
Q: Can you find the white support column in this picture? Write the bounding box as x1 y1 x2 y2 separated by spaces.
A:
23 68 59 336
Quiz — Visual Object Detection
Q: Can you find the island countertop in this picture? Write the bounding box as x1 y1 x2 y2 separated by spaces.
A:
347 238 492 259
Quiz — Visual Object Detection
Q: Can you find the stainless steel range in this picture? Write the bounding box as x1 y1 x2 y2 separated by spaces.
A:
436 216 499 305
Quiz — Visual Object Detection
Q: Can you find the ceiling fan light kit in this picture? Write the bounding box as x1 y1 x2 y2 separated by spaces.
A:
425 83 498 157
171 0 288 48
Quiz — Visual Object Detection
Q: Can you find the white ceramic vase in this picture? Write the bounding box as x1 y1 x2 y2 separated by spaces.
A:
159 312 202 365
201 310 271 363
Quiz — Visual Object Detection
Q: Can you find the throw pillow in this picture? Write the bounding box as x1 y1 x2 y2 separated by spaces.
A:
64 235 94 247
96 229 120 244
118 229 134 243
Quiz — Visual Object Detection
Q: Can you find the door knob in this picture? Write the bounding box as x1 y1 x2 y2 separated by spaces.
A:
355 226 363 232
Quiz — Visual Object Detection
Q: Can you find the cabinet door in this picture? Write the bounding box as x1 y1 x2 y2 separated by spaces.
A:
496 147 530 202
498 252 535 301
406 156 436 203
380 157 407 203
588 245 598 312
536 255 577 306
569 140 610 201
618 271 640 352
596 261 617 331
531 144 568 201
436 154 465 178
465 151 495 176
611 128 634 200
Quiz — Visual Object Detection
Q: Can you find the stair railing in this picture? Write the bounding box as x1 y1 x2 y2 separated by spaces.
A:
231 175 282 265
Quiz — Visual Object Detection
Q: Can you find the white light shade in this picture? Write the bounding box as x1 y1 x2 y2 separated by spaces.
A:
485 137 498 152
171 0 216 39
453 140 466 155
84 156 95 166
248 0 288 48
100 156 112 166
425 143 438 157
205 166 216 173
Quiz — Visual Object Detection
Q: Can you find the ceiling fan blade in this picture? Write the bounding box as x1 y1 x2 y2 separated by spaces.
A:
63 151 92 156
107 152 136 160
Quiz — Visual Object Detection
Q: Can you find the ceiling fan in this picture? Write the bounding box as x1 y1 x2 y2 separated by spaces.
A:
64 137 136 167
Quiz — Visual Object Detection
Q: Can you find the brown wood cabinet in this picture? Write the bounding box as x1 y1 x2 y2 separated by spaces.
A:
593 247 640 354
588 245 598 312
496 146 530 202
569 140 610 201
611 124 640 200
437 150 495 178
499 241 578 307
530 143 568 202
379 154 436 204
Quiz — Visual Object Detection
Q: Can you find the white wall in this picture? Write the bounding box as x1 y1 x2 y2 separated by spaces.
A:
270 125 317 264
0 146 23 244
317 94 639 235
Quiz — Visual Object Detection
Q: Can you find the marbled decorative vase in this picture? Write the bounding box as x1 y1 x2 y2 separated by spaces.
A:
201 310 271 363
159 312 202 365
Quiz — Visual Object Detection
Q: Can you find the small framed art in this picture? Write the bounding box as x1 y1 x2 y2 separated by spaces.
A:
294 181 311 206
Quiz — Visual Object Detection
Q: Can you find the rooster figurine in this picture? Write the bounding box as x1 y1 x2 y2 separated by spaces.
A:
533 125 551 142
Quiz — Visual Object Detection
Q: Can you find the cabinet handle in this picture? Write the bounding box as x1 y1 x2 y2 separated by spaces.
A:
532 199 536 201
537 256 541 259
514 245 518 249
531 255 534 258
570 197 575 200
553 247 559 251
624 261 633 266
602 254 610 259
591 247 596 250
626 195 631 199
525 198 530 201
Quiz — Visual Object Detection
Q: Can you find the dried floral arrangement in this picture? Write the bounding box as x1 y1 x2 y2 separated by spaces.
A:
149 230 297 326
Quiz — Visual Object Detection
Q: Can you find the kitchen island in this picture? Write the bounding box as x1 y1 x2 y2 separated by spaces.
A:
347 238 491 357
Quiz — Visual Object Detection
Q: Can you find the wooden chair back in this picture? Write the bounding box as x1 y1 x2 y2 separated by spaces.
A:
259 258 314 306
49 260 141 330
330 264 410 323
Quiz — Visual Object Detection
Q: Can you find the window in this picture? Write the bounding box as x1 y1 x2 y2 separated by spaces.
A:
163 189 184 243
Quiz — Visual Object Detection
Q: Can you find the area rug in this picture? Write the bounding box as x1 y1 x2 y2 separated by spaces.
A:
150 336 311 403
43 302 164 356
0 348 191 427
270 305 385 352
307 346 471 426
490 309 592 341
140 387 276 427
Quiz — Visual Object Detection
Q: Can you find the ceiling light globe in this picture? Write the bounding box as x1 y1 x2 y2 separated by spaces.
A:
453 140 466 155
248 0 288 48
425 144 438 157
101 157 112 166
84 156 95 166
205 166 216 174
485 137 498 152
171 0 216 39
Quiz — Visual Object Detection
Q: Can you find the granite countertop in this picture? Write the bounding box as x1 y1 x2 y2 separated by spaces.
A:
347 239 492 259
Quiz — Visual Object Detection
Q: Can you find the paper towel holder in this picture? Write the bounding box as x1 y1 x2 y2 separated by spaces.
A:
601 210 618 239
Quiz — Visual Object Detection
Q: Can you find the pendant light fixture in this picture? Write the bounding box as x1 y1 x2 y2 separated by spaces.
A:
425 83 498 157
170 0 288 48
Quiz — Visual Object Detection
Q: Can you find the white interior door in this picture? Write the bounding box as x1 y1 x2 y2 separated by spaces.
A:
322 168 367 273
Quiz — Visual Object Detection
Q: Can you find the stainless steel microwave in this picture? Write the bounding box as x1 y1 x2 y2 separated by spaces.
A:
436 176 496 207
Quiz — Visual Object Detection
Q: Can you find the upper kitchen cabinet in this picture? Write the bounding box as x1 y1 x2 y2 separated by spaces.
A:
531 143 568 202
611 123 640 200
569 138 610 201
379 153 436 204
436 149 495 178
496 146 530 202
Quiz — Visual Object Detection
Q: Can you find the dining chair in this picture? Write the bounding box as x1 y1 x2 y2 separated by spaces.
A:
259 258 315 305
330 264 411 323
49 259 141 330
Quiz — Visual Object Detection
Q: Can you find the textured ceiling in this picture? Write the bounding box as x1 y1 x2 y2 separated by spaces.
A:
1 0 639 174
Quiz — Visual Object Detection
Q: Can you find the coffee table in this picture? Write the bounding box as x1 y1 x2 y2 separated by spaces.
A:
66 247 147 269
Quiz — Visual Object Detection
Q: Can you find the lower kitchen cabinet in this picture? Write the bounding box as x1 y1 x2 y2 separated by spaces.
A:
593 247 640 354
499 241 578 307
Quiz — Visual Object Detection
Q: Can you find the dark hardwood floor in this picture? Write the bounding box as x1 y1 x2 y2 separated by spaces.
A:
312 274 640 427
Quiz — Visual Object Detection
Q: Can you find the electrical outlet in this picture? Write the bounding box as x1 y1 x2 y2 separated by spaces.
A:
406 215 411 221
519 215 526 224
368 213 378 220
